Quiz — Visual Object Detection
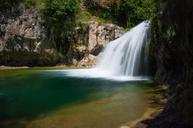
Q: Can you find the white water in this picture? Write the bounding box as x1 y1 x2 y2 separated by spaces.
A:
96 21 150 76
52 21 150 81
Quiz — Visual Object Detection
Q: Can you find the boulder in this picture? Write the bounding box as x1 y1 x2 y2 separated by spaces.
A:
77 54 97 68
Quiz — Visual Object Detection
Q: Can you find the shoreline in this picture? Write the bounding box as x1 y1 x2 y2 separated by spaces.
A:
128 85 168 128
0 65 74 71
0 66 29 70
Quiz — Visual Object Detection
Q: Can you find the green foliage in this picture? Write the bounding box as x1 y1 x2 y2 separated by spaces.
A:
42 0 79 53
85 0 157 28
43 0 78 34
23 0 36 8
117 0 156 27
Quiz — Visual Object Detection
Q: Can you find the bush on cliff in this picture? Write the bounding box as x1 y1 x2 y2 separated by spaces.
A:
84 0 156 28
42 0 79 54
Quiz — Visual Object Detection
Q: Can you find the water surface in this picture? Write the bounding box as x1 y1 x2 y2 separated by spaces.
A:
0 69 155 128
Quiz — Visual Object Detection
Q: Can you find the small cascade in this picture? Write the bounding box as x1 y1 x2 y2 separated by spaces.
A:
96 21 150 76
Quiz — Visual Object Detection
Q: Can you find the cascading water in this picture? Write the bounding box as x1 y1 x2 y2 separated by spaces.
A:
96 21 150 76
60 21 150 81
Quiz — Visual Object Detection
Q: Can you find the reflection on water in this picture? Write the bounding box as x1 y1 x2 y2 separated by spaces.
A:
0 69 154 128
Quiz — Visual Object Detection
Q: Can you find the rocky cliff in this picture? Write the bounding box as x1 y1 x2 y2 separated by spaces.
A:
0 2 124 67
0 2 63 66
73 20 124 67
142 0 193 128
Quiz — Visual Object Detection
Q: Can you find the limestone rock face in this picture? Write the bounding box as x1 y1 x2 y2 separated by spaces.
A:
0 4 63 66
88 21 124 53
0 10 44 53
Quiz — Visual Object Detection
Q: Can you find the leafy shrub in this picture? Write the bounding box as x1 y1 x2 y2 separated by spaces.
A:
23 0 36 8
113 0 156 27
85 0 156 28
42 0 79 53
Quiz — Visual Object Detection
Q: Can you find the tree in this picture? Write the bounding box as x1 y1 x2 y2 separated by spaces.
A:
42 0 79 53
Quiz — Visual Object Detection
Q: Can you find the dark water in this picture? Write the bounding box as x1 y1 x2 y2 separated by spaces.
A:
0 69 155 128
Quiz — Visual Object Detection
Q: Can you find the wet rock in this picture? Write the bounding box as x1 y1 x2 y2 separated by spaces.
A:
131 122 148 128
120 126 130 128
77 54 97 67
90 44 104 56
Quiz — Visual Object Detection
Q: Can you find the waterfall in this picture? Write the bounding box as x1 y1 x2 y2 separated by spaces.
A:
96 21 150 76
62 21 151 80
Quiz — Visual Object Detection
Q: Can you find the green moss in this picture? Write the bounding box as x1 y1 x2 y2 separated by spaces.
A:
77 11 92 23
